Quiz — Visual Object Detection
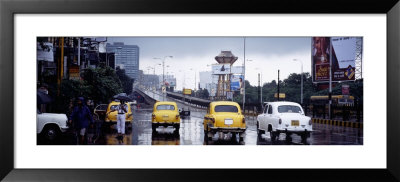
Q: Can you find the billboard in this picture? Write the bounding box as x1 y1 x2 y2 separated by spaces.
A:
164 77 176 87
230 75 244 91
212 64 243 75
212 64 231 75
183 89 192 95
37 42 54 62
312 37 357 82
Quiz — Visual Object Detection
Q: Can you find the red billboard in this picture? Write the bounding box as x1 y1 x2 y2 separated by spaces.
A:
312 37 357 83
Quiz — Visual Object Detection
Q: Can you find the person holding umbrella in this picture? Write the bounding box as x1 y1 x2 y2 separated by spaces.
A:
109 99 128 140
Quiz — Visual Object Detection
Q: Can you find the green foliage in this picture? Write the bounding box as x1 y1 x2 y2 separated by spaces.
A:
116 67 134 95
242 72 363 105
195 88 210 99
81 67 123 104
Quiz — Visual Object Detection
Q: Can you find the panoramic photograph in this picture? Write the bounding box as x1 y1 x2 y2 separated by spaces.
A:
36 36 363 145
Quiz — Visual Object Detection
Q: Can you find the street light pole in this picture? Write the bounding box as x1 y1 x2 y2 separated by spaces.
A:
154 56 173 101
242 37 246 112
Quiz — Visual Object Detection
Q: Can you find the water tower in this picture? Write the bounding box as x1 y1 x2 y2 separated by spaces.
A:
214 51 238 100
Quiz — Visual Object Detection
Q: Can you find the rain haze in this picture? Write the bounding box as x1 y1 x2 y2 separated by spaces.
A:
107 37 311 90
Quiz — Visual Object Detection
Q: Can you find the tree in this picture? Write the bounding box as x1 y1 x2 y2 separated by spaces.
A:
81 66 123 104
116 67 134 95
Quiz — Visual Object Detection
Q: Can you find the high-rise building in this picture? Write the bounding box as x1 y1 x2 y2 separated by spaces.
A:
199 71 218 97
106 42 139 81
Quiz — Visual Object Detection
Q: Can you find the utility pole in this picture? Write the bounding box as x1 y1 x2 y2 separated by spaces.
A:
277 69 280 101
78 38 80 67
57 37 64 96
329 38 333 119
258 73 260 108
242 37 246 112
260 72 263 106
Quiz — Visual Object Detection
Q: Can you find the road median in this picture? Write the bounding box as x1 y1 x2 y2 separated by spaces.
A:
312 118 363 128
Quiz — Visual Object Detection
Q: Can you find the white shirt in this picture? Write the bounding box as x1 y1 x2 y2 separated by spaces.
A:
117 104 128 114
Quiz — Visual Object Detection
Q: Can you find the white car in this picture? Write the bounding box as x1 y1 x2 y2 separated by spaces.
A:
256 101 312 142
37 110 69 141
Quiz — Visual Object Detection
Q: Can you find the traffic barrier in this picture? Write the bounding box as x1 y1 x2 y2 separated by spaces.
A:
312 118 363 128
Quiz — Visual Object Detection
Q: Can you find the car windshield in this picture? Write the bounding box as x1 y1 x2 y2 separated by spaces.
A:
110 104 127 111
277 105 302 113
97 104 108 111
157 105 175 110
214 105 238 113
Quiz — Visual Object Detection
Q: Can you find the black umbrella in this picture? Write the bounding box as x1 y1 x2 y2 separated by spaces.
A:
37 91 52 104
113 93 132 101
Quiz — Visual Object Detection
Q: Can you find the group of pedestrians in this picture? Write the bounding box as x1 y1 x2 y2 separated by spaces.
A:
68 97 128 144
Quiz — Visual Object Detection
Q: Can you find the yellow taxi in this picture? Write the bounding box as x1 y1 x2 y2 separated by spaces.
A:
203 101 246 141
152 101 180 133
105 101 133 127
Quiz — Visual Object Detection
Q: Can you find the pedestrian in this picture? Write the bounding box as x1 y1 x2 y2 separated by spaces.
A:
69 97 94 145
109 100 128 141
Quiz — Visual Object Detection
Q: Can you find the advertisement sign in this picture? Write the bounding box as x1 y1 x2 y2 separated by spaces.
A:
183 89 192 95
312 37 357 82
212 64 231 75
274 93 286 99
69 65 80 80
342 85 350 95
164 77 176 87
231 66 244 74
230 75 244 91
212 64 243 75
37 42 54 62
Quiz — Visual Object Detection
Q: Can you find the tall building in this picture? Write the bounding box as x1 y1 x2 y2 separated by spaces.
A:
199 71 218 97
106 42 139 81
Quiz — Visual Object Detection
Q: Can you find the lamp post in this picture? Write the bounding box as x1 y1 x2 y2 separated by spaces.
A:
255 67 263 106
243 59 252 111
293 59 303 104
154 56 173 101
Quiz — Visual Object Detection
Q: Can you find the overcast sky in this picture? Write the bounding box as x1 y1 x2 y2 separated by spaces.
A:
107 37 311 90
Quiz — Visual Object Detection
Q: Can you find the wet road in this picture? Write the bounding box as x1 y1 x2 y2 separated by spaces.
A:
94 91 363 145
39 91 362 145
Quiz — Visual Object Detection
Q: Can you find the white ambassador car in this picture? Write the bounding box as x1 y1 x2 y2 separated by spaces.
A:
256 101 312 142
37 110 69 141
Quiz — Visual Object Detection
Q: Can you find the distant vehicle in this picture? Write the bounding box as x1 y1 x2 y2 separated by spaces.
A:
179 108 190 117
105 101 133 128
310 95 354 105
152 101 180 134
257 101 312 142
37 110 69 141
203 101 246 142
94 104 108 121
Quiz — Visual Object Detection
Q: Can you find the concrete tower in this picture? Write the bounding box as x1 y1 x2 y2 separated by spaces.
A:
214 51 238 100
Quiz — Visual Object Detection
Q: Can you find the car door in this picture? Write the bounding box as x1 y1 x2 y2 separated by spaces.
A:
265 104 275 128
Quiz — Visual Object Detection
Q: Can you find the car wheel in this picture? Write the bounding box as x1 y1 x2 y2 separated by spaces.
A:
42 125 60 141
257 129 263 140
301 132 308 143
256 122 262 140
285 133 292 142
152 124 157 132
239 132 245 142
270 131 277 141
205 126 213 141
174 124 180 131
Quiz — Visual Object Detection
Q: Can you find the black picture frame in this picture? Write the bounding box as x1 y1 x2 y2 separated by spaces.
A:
1 0 399 181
